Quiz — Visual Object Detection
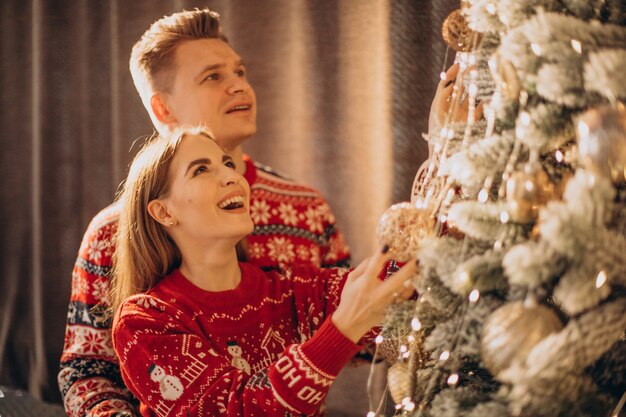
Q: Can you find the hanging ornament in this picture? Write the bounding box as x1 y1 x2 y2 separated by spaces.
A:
481 299 563 378
576 104 626 185
506 163 555 223
488 54 521 101
442 9 482 52
387 362 412 404
376 202 435 262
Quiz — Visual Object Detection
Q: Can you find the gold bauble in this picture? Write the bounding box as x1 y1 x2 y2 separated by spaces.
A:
376 202 434 262
387 362 412 404
577 104 626 185
488 54 520 100
506 164 555 223
481 300 563 378
442 9 482 52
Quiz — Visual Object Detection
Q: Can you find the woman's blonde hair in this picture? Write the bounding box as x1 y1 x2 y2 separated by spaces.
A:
110 125 217 313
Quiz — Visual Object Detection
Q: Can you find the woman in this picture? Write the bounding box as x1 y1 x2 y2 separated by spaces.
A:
111 126 416 416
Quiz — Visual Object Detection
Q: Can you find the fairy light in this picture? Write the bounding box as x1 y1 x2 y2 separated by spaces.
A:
440 71 447 81
525 179 535 192
367 412 376 417
440 127 448 139
469 55 477 66
458 270 471 287
500 210 510 224
375 335 384 344
494 240 503 250
447 373 460 386
486 3 497 14
400 344 408 353
571 39 582 54
555 150 564 163
447 128 455 139
478 188 489 203
408 335 416 343
439 214 448 223
596 270 607 288
402 351 410 358
411 317 422 331
530 43 542 56
404 401 416 412
440 350 450 361
519 111 531 126
469 289 480 303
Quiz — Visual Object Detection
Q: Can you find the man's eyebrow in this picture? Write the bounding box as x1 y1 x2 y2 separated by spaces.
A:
196 63 224 80
185 158 211 175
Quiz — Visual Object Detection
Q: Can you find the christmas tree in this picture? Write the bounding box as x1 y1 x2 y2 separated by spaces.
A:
375 1 626 416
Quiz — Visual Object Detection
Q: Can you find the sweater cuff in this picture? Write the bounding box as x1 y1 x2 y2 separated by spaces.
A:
299 316 361 377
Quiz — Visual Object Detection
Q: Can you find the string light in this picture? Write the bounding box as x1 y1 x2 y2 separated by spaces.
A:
411 317 422 331
486 3 497 14
494 240 503 250
375 335 384 344
408 335 416 343
500 210 510 224
530 43 542 56
469 289 480 303
571 39 582 54
596 270 607 288
478 188 489 203
447 373 460 386
367 412 376 417
440 350 450 361
439 214 448 223
400 344 408 353
440 71 447 81
404 401 416 412
555 150 564 163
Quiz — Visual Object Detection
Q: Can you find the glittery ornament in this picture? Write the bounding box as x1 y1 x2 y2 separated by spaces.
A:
506 164 555 223
387 362 412 404
481 300 563 377
577 104 626 185
442 9 482 52
488 54 520 100
376 203 434 262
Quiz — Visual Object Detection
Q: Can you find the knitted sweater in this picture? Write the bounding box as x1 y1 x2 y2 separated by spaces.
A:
58 156 351 417
112 263 360 417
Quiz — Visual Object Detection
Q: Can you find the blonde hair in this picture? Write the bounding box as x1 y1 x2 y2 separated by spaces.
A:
111 126 217 313
129 8 228 128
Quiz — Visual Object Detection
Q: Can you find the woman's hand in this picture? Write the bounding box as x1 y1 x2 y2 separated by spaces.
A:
428 64 484 155
331 248 417 343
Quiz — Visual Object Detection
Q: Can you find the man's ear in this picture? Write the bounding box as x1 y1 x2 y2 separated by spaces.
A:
150 93 177 126
147 198 176 227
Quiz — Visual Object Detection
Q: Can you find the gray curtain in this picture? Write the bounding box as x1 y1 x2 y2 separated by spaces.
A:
0 0 456 413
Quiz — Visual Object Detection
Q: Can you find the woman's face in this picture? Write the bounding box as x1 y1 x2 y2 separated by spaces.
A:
160 133 254 245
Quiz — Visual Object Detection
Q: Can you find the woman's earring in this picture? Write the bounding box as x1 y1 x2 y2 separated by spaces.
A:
169 221 175 226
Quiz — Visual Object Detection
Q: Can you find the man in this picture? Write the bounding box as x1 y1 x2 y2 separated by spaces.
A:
58 9 350 417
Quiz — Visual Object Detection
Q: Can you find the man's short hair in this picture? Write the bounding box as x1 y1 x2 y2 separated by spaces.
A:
130 8 228 109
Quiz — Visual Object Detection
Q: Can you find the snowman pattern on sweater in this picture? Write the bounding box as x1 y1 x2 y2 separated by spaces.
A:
227 341 251 375
148 363 185 401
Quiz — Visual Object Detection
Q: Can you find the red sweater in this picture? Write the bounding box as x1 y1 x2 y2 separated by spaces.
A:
112 263 360 417
59 156 351 417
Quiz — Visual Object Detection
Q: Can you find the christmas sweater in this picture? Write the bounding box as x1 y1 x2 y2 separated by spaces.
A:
58 156 351 417
112 263 361 417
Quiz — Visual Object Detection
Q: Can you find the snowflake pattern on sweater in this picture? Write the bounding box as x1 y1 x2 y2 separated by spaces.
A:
59 157 351 417
112 263 361 417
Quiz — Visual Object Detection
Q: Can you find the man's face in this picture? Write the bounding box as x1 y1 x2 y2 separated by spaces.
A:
163 39 257 150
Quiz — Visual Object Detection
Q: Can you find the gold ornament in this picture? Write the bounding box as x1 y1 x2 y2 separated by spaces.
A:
376 202 434 262
387 362 412 404
442 9 482 52
506 163 555 223
488 54 520 101
576 104 626 185
481 300 563 378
